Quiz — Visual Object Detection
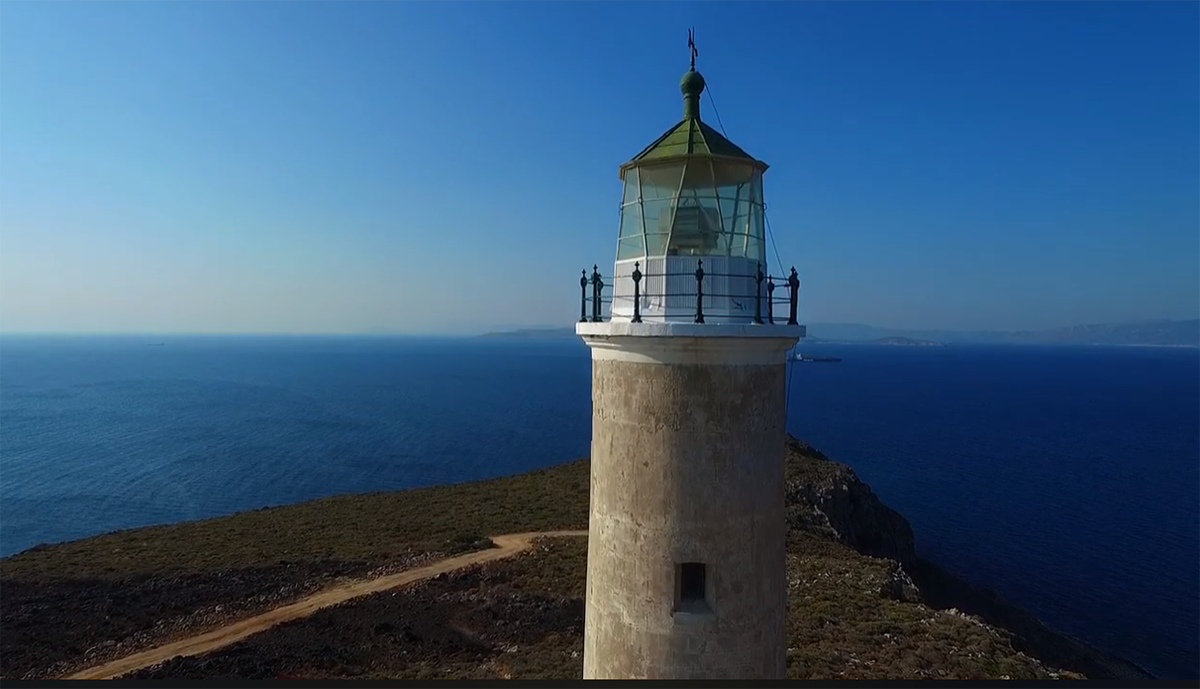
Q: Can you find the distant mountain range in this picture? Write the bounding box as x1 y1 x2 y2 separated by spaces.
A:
481 327 583 340
805 319 1199 347
482 319 1200 347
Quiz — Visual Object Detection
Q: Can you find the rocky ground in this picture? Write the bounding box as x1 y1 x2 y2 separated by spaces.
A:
0 437 1151 680
127 540 590 680
123 536 1062 680
0 463 589 680
1 552 440 680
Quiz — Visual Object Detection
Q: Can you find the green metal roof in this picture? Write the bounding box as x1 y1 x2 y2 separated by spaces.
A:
621 66 766 175
627 117 760 163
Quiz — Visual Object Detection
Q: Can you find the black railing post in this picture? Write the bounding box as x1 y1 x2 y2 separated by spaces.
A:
579 270 589 323
631 261 643 323
694 259 705 324
753 262 764 325
590 265 603 323
787 267 800 326
766 276 776 325
595 273 605 322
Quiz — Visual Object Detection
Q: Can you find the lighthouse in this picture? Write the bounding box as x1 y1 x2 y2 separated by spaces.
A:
575 34 805 680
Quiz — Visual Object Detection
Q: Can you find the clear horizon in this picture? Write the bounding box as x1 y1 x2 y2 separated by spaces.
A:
1 315 1196 339
2 2 1197 335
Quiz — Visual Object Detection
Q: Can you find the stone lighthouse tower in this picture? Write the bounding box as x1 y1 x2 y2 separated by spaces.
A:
575 34 805 680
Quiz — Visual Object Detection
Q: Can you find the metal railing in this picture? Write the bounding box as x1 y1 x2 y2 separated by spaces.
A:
579 260 801 325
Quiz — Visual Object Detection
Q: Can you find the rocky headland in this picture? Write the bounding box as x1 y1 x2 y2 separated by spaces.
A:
0 438 1152 680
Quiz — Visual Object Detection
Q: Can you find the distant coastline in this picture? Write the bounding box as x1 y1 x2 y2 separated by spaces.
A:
482 319 1200 348
480 328 581 340
1116 343 1199 348
807 336 945 347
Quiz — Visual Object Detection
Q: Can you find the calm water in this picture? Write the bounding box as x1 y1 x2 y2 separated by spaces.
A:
1 335 1196 678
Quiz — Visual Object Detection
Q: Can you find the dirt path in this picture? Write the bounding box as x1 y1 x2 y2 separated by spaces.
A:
66 530 588 680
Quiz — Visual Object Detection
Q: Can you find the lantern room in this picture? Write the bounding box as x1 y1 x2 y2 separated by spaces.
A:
609 61 770 323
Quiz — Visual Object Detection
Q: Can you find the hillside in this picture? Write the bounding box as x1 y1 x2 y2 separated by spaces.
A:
0 440 1151 680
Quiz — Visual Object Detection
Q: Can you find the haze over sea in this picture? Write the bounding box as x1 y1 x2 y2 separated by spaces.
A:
0 335 1195 678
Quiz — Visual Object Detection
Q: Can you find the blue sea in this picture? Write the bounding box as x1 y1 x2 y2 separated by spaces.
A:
0 335 1196 679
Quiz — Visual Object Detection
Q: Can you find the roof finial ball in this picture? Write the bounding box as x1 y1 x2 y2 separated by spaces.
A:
681 28 706 120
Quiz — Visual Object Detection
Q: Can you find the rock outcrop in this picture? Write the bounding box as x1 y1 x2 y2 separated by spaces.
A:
784 435 916 565
877 560 922 604
781 434 1153 681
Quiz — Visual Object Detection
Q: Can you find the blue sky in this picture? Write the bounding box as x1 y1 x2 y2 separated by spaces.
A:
1 1 1196 334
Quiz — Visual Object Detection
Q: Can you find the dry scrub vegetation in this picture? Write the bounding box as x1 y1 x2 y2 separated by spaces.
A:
3 443 1099 680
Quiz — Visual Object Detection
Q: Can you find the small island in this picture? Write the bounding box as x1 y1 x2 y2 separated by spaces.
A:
871 337 945 347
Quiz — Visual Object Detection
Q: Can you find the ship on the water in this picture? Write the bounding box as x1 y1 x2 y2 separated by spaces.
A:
795 354 842 363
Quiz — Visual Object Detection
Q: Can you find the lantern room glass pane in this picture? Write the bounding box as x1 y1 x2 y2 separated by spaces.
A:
745 170 766 263
638 162 685 259
617 236 645 261
622 168 640 205
712 159 756 188
642 196 674 257
664 159 713 257
619 200 642 238
680 157 716 191
617 178 645 260
639 162 684 200
618 159 767 262
668 194 723 256
617 168 645 260
714 164 753 242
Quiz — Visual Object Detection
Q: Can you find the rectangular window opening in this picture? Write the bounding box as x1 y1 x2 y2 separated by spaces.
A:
674 562 711 615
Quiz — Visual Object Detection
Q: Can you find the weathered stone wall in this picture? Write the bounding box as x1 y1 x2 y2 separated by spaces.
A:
583 354 789 679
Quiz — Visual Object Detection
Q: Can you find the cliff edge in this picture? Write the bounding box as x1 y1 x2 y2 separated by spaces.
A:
784 436 916 564
781 435 1153 681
